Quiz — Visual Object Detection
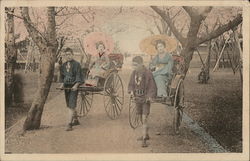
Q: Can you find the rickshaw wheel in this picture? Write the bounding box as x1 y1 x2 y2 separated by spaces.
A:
129 97 142 129
103 72 124 119
76 91 93 117
173 79 184 134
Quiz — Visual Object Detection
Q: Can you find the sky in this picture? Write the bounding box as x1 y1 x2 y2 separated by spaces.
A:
107 13 152 54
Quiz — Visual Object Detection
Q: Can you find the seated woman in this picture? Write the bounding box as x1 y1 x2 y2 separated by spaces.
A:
149 40 174 100
85 41 111 86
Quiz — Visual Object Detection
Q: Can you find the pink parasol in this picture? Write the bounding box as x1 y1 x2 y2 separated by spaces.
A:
83 32 114 56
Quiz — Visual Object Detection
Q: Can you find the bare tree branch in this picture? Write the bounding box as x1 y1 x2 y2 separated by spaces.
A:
140 10 160 19
183 6 194 17
151 6 186 45
204 17 219 34
56 8 93 17
56 36 66 58
5 10 24 20
56 15 73 27
170 9 182 20
55 7 66 15
180 22 187 34
197 14 242 45
73 7 90 23
183 6 212 20
200 7 213 20
154 18 162 34
20 7 47 50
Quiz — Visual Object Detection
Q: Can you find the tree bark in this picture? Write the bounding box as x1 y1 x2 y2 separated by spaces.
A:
205 41 212 75
5 7 17 106
179 15 204 75
22 7 57 130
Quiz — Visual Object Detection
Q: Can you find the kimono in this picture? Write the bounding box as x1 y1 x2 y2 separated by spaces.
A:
128 66 157 115
60 59 83 108
89 52 110 78
149 53 174 97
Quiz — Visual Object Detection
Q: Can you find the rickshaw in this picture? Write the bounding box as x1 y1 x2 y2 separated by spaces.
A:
75 63 124 120
129 35 185 134
60 32 124 120
129 54 185 133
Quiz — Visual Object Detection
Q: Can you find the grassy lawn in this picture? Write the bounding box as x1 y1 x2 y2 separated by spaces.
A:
184 67 242 152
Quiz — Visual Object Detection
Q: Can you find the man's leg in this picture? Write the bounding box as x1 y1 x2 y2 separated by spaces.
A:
141 103 150 147
142 114 149 138
65 107 74 131
136 103 144 141
64 88 73 131
137 103 150 141
69 90 80 126
141 114 149 147
72 109 80 126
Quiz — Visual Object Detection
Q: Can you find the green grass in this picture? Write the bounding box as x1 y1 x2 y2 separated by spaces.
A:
184 68 242 152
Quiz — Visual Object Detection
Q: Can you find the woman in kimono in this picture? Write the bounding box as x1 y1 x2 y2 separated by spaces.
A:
149 39 174 99
87 41 111 86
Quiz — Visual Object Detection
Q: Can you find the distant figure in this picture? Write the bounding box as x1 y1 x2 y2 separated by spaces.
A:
128 56 157 148
149 40 174 101
59 48 84 131
198 67 209 84
13 73 24 104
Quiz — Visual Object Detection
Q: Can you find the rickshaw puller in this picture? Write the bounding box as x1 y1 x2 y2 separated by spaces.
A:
59 47 84 131
128 56 157 147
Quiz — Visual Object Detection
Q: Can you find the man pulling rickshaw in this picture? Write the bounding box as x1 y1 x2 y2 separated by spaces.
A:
129 35 185 147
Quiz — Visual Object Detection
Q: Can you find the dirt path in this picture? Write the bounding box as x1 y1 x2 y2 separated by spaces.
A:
5 94 210 153
5 68 216 153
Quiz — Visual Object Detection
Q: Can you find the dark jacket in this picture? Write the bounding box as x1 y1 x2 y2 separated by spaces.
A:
128 66 157 102
60 59 84 85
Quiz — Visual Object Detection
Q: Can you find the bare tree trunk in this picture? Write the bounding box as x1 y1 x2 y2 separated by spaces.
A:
23 48 56 130
5 7 17 106
180 47 195 76
21 7 57 130
205 41 212 76
198 41 212 83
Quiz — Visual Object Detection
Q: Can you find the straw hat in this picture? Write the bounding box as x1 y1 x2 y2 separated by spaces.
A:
139 35 178 55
